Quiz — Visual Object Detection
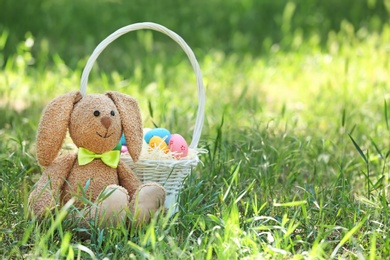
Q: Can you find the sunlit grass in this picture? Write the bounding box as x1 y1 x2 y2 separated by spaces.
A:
1 20 390 258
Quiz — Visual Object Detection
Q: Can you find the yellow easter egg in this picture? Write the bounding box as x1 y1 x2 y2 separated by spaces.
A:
149 136 169 153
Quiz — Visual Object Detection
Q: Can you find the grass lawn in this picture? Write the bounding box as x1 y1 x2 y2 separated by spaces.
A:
1 10 390 260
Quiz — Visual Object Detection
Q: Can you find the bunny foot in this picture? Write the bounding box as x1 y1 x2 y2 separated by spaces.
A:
95 184 130 226
130 183 166 224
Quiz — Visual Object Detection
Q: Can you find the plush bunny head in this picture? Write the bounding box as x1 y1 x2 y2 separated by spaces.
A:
36 91 143 167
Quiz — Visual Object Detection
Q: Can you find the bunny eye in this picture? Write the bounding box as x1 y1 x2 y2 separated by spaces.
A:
110 110 115 116
93 110 100 117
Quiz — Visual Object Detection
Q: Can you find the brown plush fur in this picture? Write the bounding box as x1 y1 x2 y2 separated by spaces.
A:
29 91 166 225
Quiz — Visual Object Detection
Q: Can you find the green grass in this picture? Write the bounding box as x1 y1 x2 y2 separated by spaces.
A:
1 2 390 259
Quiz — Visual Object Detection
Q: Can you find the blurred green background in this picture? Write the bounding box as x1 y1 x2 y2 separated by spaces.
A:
1 0 389 70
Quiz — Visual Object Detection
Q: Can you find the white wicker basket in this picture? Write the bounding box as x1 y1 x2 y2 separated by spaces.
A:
80 22 206 214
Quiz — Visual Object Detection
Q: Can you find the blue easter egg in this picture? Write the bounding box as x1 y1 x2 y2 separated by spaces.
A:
144 128 171 145
120 134 126 145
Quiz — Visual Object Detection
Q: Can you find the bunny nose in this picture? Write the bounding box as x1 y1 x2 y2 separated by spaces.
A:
101 116 111 129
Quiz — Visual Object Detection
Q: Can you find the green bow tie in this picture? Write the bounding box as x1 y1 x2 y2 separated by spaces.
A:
78 147 120 169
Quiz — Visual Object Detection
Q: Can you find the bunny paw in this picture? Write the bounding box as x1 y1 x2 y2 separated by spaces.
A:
131 183 166 224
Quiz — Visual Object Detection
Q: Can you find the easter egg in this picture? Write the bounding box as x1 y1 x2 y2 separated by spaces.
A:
121 145 128 153
120 134 126 145
169 134 189 158
144 128 171 145
149 136 169 153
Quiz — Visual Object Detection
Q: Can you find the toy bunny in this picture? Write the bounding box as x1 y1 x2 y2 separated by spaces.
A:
28 90 166 226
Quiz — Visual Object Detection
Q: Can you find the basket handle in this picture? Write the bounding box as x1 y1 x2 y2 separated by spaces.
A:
80 22 205 149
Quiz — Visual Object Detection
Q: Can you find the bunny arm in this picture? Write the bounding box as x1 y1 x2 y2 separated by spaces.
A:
28 153 77 218
117 161 142 200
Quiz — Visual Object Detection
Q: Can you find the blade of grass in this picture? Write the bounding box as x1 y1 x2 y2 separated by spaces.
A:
213 114 224 159
273 200 307 207
341 108 346 128
369 232 377 260
148 99 154 118
384 99 389 131
370 138 383 160
330 214 369 258
39 198 75 249
74 244 97 260
348 134 368 164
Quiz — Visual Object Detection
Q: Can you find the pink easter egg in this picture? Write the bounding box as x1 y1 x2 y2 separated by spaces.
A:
169 134 189 158
121 145 128 153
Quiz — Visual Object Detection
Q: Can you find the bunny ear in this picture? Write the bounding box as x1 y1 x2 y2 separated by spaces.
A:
36 91 82 167
106 91 143 162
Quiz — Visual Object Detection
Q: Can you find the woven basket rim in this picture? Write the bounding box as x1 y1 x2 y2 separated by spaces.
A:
121 155 200 167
